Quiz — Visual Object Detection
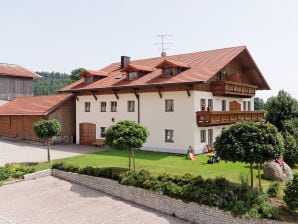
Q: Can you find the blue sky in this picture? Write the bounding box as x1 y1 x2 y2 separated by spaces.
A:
1 0 298 100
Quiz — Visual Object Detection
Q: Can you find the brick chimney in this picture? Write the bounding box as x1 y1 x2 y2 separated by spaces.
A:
121 56 130 68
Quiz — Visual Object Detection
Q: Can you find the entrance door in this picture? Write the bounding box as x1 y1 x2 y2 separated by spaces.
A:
79 123 96 145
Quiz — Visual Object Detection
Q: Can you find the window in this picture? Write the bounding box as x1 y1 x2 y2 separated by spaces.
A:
165 99 174 112
128 100 135 112
85 76 93 84
165 129 174 142
207 99 213 111
111 101 117 112
100 127 106 138
222 100 226 111
200 130 206 143
128 71 138 80
163 67 175 77
248 101 251 111
243 101 247 111
85 102 90 112
200 99 206 111
100 101 106 112
208 129 213 146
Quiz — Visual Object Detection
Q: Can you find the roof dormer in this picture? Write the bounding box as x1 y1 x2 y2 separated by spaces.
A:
121 64 153 81
155 59 190 77
80 69 108 85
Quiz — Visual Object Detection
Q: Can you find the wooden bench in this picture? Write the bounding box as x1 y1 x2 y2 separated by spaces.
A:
92 138 105 147
206 144 215 153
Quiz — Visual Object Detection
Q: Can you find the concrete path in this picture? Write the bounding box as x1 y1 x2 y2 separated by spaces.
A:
0 176 189 224
0 137 104 166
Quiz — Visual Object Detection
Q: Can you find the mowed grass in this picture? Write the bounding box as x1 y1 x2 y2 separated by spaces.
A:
28 149 298 189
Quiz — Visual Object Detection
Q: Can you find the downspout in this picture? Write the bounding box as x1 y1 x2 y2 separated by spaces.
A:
134 89 140 123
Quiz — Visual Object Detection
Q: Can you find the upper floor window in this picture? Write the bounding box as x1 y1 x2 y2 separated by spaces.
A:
222 100 226 111
165 99 174 112
200 99 206 111
128 71 138 80
207 99 213 111
84 102 91 112
243 101 247 111
248 101 251 111
85 76 93 85
165 129 174 142
100 101 106 112
128 100 135 112
163 67 175 77
111 101 117 112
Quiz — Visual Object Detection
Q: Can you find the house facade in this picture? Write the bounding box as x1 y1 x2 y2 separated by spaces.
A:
0 63 40 102
60 46 269 154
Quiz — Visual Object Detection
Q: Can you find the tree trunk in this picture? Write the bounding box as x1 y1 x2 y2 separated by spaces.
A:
132 149 135 171
258 163 262 189
250 162 253 189
128 149 131 170
47 138 51 162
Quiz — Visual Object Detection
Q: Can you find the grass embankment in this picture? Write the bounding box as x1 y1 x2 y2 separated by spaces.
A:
24 149 298 189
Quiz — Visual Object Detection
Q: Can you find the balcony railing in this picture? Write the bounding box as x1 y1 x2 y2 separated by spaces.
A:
196 110 265 126
211 81 257 97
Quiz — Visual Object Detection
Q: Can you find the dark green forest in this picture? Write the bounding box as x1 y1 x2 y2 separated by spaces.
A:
33 71 71 95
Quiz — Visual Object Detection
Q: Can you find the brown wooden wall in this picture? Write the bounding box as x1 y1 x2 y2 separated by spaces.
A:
0 76 33 101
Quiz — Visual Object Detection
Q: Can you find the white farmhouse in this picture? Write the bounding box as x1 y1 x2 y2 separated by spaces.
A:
60 46 270 154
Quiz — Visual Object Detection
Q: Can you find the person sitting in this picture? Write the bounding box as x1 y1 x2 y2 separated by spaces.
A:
275 155 284 167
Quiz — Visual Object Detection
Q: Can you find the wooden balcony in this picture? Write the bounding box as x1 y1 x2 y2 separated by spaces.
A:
196 110 265 126
211 81 257 97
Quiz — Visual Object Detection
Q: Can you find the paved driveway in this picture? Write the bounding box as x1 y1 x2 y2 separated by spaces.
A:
0 176 189 224
0 138 103 166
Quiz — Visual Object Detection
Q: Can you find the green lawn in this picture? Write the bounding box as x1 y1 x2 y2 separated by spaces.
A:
26 149 298 189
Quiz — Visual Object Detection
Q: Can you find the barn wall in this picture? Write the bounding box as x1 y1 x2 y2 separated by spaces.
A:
0 76 33 101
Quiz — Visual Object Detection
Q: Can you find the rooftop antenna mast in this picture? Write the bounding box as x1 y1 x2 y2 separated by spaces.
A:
156 34 173 57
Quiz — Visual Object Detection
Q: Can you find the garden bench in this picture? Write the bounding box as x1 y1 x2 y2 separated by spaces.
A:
92 138 105 147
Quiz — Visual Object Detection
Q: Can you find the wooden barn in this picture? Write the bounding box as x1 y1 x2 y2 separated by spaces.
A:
0 63 40 101
0 94 75 143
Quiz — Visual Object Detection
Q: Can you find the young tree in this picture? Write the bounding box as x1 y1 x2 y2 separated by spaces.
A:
283 133 298 168
33 119 62 162
254 97 265 110
265 90 298 132
105 120 149 170
69 68 84 83
214 121 283 189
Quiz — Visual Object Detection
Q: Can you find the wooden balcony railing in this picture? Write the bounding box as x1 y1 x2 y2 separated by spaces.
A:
196 110 265 126
211 81 257 97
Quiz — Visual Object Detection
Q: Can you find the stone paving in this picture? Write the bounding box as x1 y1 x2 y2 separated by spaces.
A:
0 176 189 224
0 137 104 166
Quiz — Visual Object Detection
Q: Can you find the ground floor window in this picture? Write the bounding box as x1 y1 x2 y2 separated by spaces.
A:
208 129 213 145
127 100 135 112
200 130 206 143
165 129 174 142
100 127 106 138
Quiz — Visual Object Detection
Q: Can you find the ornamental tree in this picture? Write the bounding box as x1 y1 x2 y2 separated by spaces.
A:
33 119 62 162
214 121 284 189
105 120 149 170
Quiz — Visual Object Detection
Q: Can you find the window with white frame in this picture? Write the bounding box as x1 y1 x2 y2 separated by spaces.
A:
207 99 213 111
200 99 206 111
165 129 174 142
200 130 206 143
100 127 106 138
208 129 213 146
100 101 106 112
243 101 247 111
248 101 251 111
128 71 138 80
165 99 174 112
222 100 226 111
111 101 117 112
163 67 175 77
127 100 135 112
85 102 90 112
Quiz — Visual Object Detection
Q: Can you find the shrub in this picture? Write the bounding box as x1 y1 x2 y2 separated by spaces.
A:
284 174 298 210
0 167 10 181
267 182 279 198
283 134 298 168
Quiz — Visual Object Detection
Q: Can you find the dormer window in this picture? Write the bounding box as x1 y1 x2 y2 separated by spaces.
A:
85 76 93 84
163 67 175 77
128 71 138 80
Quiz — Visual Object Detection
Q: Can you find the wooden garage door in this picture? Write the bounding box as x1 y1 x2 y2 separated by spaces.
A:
79 123 96 145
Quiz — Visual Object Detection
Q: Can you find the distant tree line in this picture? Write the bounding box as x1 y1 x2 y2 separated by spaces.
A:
33 68 83 96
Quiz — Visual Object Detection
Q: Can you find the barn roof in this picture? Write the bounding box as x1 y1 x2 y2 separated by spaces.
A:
0 64 40 78
60 46 270 92
0 94 73 116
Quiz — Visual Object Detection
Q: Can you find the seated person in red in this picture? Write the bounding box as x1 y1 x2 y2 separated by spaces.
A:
275 155 284 167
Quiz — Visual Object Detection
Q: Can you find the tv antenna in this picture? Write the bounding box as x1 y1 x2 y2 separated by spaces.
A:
155 34 173 57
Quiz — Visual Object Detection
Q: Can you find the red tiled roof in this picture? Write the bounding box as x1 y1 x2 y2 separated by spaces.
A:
121 64 153 72
80 69 109 77
60 46 270 92
155 59 190 69
0 94 73 115
0 64 40 78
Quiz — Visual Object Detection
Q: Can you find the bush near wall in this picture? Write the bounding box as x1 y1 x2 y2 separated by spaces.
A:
0 164 35 181
52 162 278 219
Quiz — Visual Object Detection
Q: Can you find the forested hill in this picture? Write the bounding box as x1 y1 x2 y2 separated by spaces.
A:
33 71 70 96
